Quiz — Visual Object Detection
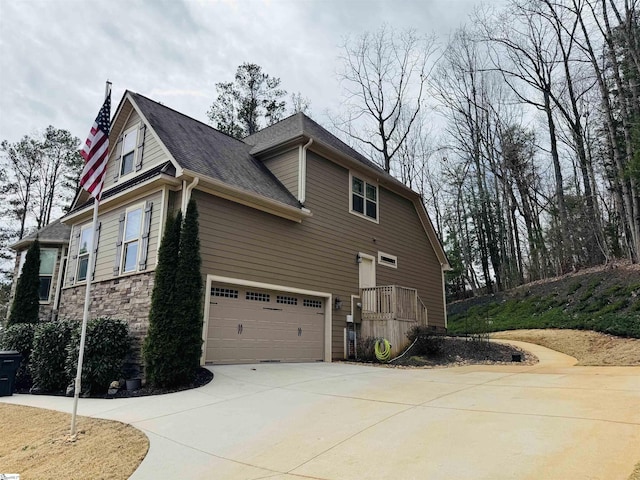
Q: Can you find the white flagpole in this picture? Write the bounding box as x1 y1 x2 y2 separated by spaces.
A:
70 81 111 438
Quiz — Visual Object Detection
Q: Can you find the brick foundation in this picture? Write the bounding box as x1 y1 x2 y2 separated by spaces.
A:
58 272 155 378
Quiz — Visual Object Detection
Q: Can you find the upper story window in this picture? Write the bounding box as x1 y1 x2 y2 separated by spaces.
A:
76 225 93 282
39 248 57 302
122 206 143 273
350 174 378 222
120 127 138 177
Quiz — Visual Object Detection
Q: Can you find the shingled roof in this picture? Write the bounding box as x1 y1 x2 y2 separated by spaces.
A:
129 92 300 208
11 218 71 250
244 112 389 177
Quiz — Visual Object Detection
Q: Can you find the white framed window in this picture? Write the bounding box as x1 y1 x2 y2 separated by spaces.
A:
39 248 57 302
350 173 378 222
76 225 93 282
378 251 398 269
120 127 138 178
121 205 143 273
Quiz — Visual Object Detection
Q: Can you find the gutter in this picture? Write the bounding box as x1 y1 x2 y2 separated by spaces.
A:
298 138 313 204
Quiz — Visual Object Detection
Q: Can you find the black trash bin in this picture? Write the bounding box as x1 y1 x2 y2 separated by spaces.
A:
0 351 23 397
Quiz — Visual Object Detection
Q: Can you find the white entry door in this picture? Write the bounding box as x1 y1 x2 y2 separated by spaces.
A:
358 253 376 288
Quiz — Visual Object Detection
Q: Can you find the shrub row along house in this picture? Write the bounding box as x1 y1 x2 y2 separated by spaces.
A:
8 91 450 369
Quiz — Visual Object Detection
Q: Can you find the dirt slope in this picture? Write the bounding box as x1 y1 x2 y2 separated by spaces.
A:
492 329 640 365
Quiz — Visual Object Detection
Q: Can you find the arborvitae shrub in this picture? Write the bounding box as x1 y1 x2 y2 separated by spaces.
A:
31 320 76 392
173 199 203 386
66 317 130 394
8 239 41 326
144 211 182 388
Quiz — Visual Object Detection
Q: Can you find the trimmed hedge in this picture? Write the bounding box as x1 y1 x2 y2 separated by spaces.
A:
0 323 35 389
31 321 76 393
65 317 130 394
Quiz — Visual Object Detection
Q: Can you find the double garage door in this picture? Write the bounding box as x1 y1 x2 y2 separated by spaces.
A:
205 284 325 364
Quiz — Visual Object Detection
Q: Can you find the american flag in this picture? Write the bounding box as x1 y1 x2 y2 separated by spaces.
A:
80 92 111 200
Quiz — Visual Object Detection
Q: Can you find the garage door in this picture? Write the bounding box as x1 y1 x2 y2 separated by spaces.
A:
205 284 325 364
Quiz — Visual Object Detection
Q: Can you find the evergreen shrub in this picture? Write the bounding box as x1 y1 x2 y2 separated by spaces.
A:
66 317 130 394
0 323 36 389
31 320 76 392
8 239 41 326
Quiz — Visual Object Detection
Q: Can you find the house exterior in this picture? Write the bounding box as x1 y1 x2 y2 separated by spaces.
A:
9 219 71 322
9 90 449 367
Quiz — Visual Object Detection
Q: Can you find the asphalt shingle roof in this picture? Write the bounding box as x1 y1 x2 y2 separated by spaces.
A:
129 92 300 208
244 113 390 178
11 218 71 250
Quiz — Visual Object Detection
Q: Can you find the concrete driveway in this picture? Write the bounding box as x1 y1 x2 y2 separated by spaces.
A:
2 341 639 479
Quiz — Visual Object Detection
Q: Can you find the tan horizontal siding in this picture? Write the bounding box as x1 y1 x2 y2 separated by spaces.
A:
63 190 164 287
195 151 445 358
102 109 168 192
263 148 298 198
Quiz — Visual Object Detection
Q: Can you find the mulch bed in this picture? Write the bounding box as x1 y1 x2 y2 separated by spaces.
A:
352 336 538 368
15 367 214 399
109 367 213 398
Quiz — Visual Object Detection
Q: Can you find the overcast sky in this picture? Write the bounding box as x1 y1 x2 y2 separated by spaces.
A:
0 0 491 146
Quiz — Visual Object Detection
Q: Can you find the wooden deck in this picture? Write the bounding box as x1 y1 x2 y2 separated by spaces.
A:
359 285 428 356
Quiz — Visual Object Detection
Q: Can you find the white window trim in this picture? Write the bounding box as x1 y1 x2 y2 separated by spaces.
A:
378 251 398 269
39 247 58 304
75 224 93 284
349 172 379 224
119 124 139 181
120 203 144 274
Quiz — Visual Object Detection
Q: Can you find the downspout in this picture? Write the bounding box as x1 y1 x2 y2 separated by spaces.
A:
52 247 67 320
298 138 313 204
182 177 200 212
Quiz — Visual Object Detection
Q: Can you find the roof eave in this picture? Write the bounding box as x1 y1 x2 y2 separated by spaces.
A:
62 173 180 224
10 237 70 251
181 169 311 223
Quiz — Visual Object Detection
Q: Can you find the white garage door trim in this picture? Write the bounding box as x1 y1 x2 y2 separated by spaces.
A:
201 274 333 365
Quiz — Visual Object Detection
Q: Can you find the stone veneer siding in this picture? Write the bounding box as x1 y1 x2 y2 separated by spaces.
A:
58 272 155 378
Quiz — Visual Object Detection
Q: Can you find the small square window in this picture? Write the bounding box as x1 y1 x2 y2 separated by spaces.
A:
353 177 364 195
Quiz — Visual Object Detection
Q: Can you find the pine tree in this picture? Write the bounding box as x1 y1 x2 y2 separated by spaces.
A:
143 211 182 387
8 239 41 325
173 199 203 384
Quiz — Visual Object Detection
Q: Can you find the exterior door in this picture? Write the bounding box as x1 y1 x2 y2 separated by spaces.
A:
359 253 376 288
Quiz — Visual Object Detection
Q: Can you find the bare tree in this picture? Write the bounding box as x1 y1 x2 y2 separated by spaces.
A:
333 25 438 173
0 136 41 239
481 2 577 273
289 92 311 115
